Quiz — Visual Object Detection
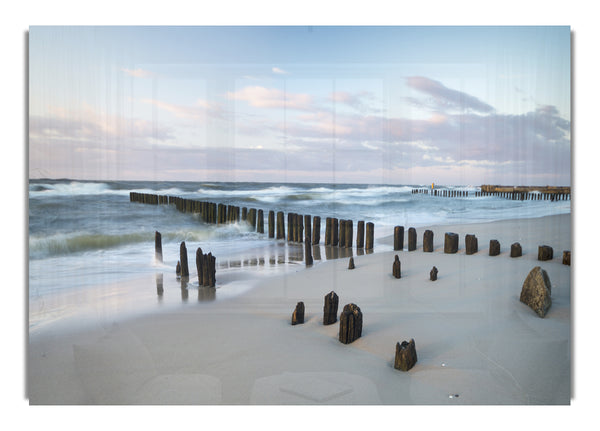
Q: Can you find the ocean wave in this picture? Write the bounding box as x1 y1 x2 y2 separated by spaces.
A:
29 231 152 258
28 222 259 258
29 181 131 197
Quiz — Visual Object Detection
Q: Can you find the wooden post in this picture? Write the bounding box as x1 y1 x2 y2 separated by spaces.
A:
257 209 264 234
444 233 458 254
325 217 332 246
465 234 478 255
394 226 404 251
312 216 321 245
365 222 374 251
155 231 163 263
339 303 363 344
345 220 353 248
392 255 401 279
489 240 500 256
423 230 433 252
430 266 438 281
339 220 346 248
180 241 189 277
394 339 417 371
248 208 257 231
304 215 312 242
288 213 294 242
208 252 216 287
277 211 285 239
292 302 305 325
323 291 339 325
297 214 304 243
408 227 417 251
356 221 365 249
348 257 355 269
510 242 522 258
196 247 204 286
268 210 275 238
538 245 553 261
331 218 339 246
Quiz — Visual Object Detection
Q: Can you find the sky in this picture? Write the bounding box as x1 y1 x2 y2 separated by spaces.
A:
28 26 571 185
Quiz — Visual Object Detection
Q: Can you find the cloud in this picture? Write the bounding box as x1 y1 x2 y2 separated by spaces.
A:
142 98 226 121
29 105 173 145
406 76 495 114
272 67 289 75
121 68 155 79
227 86 313 111
330 91 380 114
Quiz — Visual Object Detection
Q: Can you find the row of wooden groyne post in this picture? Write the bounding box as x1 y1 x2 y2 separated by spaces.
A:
411 185 571 201
129 191 375 253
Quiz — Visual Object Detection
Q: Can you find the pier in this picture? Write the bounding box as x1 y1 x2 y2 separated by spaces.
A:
411 185 570 201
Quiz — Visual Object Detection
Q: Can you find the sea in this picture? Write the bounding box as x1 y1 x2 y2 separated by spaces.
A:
28 179 571 331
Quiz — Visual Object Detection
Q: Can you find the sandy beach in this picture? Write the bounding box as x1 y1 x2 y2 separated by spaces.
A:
28 214 571 405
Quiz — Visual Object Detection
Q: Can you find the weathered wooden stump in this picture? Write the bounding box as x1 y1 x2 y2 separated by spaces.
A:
304 238 313 266
356 220 365 249
248 208 257 230
444 233 458 254
563 250 571 266
339 303 362 344
155 231 163 263
511 242 522 258
538 245 553 261
292 301 305 325
489 239 500 256
268 210 275 238
392 255 401 279
348 257 355 270
520 266 552 317
423 230 434 252
207 253 216 287
287 213 294 242
345 220 353 248
304 215 312 243
176 260 181 276
365 222 374 251
296 214 304 243
323 291 339 325
465 234 478 255
180 241 189 277
394 339 417 371
312 216 321 245
257 209 264 234
394 226 404 251
430 266 438 281
331 218 339 246
339 220 346 247
277 211 285 239
325 217 332 246
408 227 417 251
196 247 204 285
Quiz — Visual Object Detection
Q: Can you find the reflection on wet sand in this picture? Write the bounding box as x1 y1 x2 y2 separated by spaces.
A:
198 286 216 302
163 241 374 303
156 273 164 298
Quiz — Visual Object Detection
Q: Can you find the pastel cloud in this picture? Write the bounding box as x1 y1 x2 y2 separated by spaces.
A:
121 68 155 79
227 86 313 111
330 91 380 114
272 67 289 75
406 76 495 114
142 98 226 121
